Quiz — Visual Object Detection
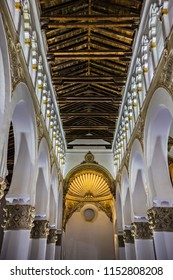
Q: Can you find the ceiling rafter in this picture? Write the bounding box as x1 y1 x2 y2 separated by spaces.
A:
39 0 143 146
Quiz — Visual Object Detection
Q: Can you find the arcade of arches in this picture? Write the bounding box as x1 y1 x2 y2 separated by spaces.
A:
1 0 173 260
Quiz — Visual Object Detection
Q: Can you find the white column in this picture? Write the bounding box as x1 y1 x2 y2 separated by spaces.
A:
135 239 155 259
119 247 126 260
30 239 47 260
118 235 126 260
153 232 173 259
132 221 155 260
46 228 57 260
29 219 49 260
1 230 30 260
125 243 136 260
0 204 35 260
123 229 136 260
46 244 55 260
55 233 62 260
148 206 173 260
55 246 61 260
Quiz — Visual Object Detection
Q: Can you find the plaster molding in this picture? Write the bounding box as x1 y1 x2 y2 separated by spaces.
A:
147 207 173 232
56 233 62 246
118 235 125 247
131 222 153 239
123 229 134 244
47 228 58 244
30 219 49 239
2 204 35 230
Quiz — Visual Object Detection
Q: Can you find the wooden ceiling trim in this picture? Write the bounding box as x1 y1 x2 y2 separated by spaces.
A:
41 15 140 21
61 112 117 117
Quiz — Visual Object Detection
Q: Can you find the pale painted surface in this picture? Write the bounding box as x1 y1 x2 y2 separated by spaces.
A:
135 239 155 260
64 150 115 178
64 209 115 260
125 243 136 260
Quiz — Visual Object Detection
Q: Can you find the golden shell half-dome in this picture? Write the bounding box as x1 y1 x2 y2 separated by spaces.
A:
66 169 112 200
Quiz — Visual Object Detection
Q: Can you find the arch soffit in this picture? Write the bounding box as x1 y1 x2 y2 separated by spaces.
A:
37 137 51 189
51 163 59 200
11 83 37 135
144 87 173 147
144 87 173 165
10 83 37 165
121 166 130 205
129 139 146 192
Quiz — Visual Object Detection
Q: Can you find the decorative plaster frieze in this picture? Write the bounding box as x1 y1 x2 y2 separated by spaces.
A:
147 207 173 232
30 220 49 238
56 233 62 246
47 228 58 244
2 204 35 230
123 229 134 243
118 235 125 247
131 222 153 239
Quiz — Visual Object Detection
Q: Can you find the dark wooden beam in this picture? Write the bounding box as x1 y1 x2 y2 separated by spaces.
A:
57 97 121 103
52 76 126 80
49 56 130 61
65 135 113 140
48 31 88 49
48 50 132 56
93 0 141 15
43 23 137 29
61 112 116 117
67 144 112 148
41 15 140 21
63 126 115 130
41 0 86 15
52 76 126 84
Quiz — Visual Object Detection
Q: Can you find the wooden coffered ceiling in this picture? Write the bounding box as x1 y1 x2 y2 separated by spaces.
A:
38 0 143 149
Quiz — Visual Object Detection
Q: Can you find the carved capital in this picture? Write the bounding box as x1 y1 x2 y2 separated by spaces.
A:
47 228 58 244
2 204 35 230
0 177 7 199
118 235 125 247
147 207 173 232
123 229 134 243
30 220 49 238
56 233 62 246
131 222 153 239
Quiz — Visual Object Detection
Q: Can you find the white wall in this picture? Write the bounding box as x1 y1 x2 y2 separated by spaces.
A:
64 207 115 260
64 150 115 178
